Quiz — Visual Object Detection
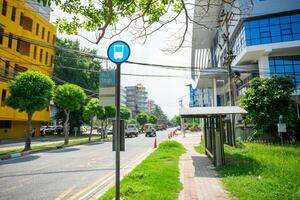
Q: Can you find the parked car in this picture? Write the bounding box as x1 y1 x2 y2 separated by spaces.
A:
40 126 55 135
125 124 139 138
144 123 156 137
55 125 63 134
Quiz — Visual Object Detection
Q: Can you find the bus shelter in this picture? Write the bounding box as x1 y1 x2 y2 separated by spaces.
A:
179 106 247 167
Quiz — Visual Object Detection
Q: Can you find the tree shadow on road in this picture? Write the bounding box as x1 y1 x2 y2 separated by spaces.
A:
0 155 39 165
46 147 80 153
0 167 115 178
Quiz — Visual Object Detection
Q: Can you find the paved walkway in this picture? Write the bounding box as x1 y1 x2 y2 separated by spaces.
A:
175 132 232 200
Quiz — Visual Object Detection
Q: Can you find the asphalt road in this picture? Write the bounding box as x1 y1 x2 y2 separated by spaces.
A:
0 129 172 200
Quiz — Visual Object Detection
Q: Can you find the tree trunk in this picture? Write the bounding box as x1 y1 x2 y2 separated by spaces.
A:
24 112 33 151
104 119 108 138
101 120 104 139
89 119 93 142
64 109 70 145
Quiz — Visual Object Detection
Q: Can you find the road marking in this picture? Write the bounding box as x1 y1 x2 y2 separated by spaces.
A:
85 148 155 200
67 173 114 200
55 185 76 200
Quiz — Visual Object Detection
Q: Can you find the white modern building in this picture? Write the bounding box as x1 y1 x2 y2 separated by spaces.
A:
126 84 148 117
191 0 300 114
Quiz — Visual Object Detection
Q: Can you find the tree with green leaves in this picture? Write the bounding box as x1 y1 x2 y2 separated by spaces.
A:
120 107 132 120
137 112 149 127
240 76 296 140
151 104 169 124
54 83 87 145
148 115 158 124
36 0 242 52
54 38 101 93
127 118 137 125
6 71 54 151
83 98 103 141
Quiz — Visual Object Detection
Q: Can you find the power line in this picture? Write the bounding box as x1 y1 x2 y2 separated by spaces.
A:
0 32 193 72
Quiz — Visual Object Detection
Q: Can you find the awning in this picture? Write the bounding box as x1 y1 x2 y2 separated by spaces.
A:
179 106 247 118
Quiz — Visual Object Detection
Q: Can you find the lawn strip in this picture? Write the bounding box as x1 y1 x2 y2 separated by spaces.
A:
216 143 300 200
99 141 186 200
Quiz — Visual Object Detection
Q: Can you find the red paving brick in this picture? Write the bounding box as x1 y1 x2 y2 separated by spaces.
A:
175 133 233 200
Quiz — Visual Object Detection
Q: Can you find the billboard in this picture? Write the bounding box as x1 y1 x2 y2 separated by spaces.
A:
99 70 115 87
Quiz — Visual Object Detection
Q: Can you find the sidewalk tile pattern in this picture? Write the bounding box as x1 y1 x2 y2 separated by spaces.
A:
176 133 233 200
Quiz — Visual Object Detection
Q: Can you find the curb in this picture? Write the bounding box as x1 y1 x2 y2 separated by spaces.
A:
0 138 112 161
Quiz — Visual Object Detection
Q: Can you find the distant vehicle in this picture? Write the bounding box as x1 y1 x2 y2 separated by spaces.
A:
154 125 161 131
159 123 167 130
107 126 113 135
40 126 63 136
125 124 139 138
144 123 156 137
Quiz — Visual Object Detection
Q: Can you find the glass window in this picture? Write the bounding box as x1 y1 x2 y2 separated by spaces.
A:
280 16 290 24
282 35 292 41
244 13 300 47
261 31 270 38
250 28 260 39
2 0 7 16
8 33 12 48
259 19 269 27
285 65 294 73
283 57 293 65
275 58 284 65
292 22 300 34
281 29 291 35
11 6 16 21
269 58 275 65
261 37 271 44
291 14 300 22
294 57 300 64
270 25 281 36
295 65 300 72
36 23 39 36
276 65 284 73
0 27 3 44
269 65 275 74
250 21 260 28
270 17 280 25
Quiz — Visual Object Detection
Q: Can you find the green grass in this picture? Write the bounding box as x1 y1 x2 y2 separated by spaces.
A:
194 140 205 154
99 141 186 200
217 143 300 200
0 136 105 156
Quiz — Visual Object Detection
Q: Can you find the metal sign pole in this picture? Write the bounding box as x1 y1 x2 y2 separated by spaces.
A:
107 40 130 200
115 63 121 200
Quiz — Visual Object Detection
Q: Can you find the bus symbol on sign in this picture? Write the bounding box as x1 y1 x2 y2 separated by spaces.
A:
114 45 124 59
107 41 130 64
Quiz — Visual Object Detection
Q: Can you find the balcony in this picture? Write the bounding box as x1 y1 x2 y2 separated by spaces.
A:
232 13 300 66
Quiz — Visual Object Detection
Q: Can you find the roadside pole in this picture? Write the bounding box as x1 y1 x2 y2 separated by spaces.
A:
115 63 121 199
107 41 130 200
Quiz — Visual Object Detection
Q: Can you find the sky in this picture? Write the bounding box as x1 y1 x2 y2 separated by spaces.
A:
50 7 196 119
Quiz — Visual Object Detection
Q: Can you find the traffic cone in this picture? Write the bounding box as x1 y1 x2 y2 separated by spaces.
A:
153 137 157 148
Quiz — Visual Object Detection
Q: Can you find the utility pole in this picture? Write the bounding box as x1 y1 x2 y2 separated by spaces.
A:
223 11 236 146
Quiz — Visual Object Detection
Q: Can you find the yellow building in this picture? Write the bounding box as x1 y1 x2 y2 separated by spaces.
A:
0 0 56 139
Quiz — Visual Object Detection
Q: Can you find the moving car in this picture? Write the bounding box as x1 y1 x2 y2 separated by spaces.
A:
125 124 139 138
144 123 156 137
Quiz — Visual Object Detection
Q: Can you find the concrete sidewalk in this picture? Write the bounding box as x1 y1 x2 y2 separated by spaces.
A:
175 132 232 200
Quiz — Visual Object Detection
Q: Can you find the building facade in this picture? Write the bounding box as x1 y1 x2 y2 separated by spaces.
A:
191 0 300 116
0 0 56 139
126 84 148 117
147 99 155 113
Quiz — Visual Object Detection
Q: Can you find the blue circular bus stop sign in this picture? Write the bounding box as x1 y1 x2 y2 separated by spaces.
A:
107 41 130 64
